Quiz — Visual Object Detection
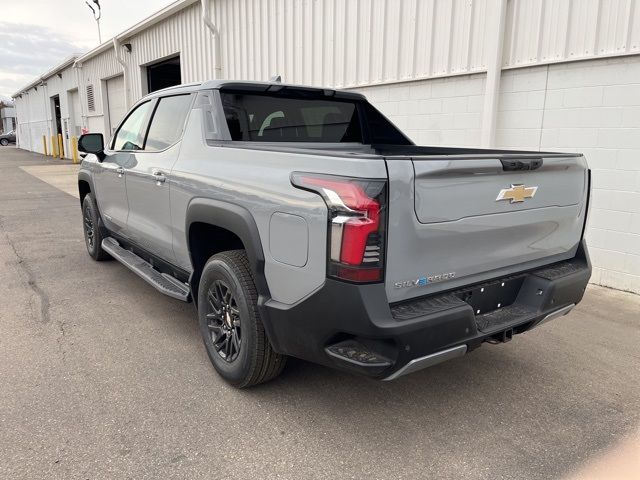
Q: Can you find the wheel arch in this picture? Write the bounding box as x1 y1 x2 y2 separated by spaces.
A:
185 198 270 309
78 170 94 207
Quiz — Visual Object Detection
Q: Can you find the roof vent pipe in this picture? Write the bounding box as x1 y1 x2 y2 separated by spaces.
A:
113 37 130 108
201 0 222 79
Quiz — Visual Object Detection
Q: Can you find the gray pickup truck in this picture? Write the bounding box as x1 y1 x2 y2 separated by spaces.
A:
77 80 591 388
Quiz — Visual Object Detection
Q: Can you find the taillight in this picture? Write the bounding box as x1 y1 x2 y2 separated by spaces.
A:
291 173 387 283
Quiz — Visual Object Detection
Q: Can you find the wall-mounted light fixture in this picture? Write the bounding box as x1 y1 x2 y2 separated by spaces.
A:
124 43 132 53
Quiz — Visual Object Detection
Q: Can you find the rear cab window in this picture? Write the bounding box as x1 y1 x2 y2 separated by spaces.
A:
219 89 411 145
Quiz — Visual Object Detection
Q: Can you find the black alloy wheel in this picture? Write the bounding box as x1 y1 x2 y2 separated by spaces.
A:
84 206 96 250
197 250 286 387
205 280 242 362
81 193 110 261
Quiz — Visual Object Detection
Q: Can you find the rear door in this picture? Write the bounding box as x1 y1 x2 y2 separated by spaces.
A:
384 154 589 303
125 94 193 263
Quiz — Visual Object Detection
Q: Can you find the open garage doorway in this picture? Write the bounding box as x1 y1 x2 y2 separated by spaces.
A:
146 55 181 93
51 95 62 136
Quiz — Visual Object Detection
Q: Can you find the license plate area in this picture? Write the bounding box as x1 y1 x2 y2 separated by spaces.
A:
455 276 525 316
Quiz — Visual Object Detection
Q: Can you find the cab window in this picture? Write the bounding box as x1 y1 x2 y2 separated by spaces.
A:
145 94 193 151
111 101 154 151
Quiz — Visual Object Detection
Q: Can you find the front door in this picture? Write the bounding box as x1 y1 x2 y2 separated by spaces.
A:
93 151 131 234
95 99 155 236
125 94 193 264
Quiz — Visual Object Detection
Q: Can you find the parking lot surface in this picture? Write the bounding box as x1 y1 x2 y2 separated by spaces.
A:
1 147 639 479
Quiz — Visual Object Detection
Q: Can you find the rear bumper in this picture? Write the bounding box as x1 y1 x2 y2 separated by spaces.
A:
263 241 591 380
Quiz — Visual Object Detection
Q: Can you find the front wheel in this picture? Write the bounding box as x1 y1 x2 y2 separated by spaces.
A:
198 250 286 388
82 193 110 261
0 139 8 146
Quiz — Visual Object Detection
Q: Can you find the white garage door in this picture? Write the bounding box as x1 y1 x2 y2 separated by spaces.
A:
106 75 126 135
69 89 82 136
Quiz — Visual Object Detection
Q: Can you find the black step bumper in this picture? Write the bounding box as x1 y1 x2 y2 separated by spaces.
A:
263 241 591 380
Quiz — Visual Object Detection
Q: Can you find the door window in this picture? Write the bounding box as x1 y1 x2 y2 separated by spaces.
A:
111 101 154 151
145 95 193 151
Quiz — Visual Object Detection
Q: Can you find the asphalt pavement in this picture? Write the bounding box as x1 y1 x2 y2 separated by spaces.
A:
1 146 639 480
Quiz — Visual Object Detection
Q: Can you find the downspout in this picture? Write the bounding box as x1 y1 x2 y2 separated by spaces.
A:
480 0 508 147
24 91 33 151
113 37 130 109
73 62 87 131
40 76 51 139
39 77 51 155
201 0 222 79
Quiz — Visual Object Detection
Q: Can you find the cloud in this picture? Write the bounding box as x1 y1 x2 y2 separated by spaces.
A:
0 22 83 97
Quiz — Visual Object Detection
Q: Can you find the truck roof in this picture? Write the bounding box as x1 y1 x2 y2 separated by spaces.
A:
147 80 366 101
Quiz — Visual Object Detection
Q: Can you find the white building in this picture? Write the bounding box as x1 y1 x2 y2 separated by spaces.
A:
12 0 640 294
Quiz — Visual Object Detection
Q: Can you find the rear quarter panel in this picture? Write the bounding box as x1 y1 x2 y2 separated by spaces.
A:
171 109 388 305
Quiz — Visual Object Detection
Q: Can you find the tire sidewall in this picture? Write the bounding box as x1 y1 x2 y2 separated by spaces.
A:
198 257 257 384
82 195 100 258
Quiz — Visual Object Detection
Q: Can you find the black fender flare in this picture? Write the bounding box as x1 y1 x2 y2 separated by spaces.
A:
78 169 110 237
185 197 270 305
77 170 94 206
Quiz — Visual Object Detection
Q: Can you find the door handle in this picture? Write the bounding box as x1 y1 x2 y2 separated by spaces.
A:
152 170 167 184
116 167 125 177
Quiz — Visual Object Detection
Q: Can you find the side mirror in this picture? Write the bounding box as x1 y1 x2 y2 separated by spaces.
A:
78 133 105 161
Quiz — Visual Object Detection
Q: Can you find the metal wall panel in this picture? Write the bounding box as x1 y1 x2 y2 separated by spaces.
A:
13 65 83 155
214 0 490 88
14 89 48 153
124 3 216 99
504 0 640 68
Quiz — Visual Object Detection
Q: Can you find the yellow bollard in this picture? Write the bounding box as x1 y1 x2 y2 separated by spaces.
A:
71 136 79 164
51 136 57 158
58 134 64 159
42 136 48 156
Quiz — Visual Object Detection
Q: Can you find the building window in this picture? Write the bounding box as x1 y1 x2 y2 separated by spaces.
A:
86 85 95 112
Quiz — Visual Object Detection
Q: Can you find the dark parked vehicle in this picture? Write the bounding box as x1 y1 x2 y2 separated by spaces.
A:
0 130 16 146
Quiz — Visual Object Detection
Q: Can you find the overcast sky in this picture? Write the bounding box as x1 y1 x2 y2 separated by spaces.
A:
0 0 176 99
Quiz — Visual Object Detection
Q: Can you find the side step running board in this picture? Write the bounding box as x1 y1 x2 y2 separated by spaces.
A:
102 237 191 302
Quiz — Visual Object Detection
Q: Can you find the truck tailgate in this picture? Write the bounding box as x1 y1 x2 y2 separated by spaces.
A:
384 155 589 304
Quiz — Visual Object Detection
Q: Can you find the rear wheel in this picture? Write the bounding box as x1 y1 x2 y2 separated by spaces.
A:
82 193 110 261
198 250 286 388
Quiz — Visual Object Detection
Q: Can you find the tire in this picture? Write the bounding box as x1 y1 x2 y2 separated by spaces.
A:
198 250 286 388
0 139 8 146
82 193 110 261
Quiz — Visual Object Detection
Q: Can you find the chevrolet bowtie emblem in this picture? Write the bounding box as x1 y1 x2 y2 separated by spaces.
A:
496 184 538 203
